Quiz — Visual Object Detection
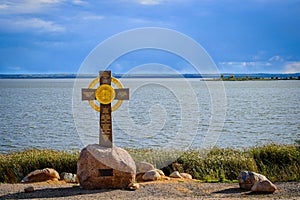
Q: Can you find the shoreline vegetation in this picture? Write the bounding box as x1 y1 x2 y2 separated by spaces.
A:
1 143 299 184
217 74 300 81
0 73 299 80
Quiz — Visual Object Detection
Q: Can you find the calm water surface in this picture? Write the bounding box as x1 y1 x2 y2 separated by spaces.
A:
0 79 299 153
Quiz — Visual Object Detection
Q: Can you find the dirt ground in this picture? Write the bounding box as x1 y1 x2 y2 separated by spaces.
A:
0 179 299 200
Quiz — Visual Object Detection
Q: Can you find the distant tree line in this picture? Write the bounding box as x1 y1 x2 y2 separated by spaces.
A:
220 74 300 81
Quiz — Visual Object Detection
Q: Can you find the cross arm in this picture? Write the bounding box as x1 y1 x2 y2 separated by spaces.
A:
82 88 129 101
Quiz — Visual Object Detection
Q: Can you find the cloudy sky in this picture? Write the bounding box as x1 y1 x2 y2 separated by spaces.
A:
0 0 300 74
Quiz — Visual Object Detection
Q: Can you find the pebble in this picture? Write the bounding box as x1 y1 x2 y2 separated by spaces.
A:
24 186 34 193
128 183 140 191
180 173 193 179
170 171 182 178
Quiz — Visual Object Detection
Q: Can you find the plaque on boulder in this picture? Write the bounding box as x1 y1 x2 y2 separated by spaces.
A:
77 71 135 189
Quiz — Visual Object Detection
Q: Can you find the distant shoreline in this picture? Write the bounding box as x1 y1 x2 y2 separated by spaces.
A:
0 73 299 79
215 74 300 81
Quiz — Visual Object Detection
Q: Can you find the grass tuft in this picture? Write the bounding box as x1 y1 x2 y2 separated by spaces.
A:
250 144 300 182
0 144 299 183
0 149 79 183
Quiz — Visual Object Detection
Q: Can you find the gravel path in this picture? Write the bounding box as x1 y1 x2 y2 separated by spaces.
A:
0 180 299 200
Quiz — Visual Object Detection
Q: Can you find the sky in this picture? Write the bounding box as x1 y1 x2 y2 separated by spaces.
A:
0 0 300 74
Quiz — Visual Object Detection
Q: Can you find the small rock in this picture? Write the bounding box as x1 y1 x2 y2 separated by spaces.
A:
170 171 182 178
60 172 78 183
22 168 60 183
251 179 277 193
162 176 171 180
142 170 161 181
238 171 267 190
135 172 145 182
138 162 155 173
155 169 165 176
24 186 34 193
180 173 192 179
136 172 145 182
128 183 140 190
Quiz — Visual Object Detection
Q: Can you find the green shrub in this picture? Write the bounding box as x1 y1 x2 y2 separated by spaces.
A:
250 144 300 181
0 149 79 183
0 144 299 183
175 147 257 181
126 148 182 170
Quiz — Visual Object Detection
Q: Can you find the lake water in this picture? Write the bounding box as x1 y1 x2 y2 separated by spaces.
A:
0 79 299 153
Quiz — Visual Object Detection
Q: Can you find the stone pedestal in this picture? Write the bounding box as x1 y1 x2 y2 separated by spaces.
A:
77 144 136 189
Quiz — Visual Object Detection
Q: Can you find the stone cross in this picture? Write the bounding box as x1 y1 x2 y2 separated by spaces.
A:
81 71 129 148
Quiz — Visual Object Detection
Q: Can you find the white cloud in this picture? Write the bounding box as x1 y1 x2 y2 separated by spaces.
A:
39 0 62 3
269 55 284 62
72 0 88 6
219 61 260 67
219 59 300 73
34 41 65 47
0 17 65 33
138 0 161 5
284 62 300 73
0 4 9 9
218 61 280 73
133 0 185 5
0 1 66 33
127 17 155 24
21 18 65 33
8 66 22 71
0 0 63 14
82 15 104 21
248 51 267 61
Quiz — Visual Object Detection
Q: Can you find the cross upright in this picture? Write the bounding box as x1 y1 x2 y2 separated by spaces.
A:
81 71 129 148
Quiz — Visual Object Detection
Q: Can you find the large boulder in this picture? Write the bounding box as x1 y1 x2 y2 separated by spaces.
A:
21 168 60 183
238 171 268 190
77 144 136 189
251 179 277 193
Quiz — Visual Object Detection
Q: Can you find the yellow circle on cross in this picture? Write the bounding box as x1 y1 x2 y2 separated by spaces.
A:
95 84 115 104
88 77 124 112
